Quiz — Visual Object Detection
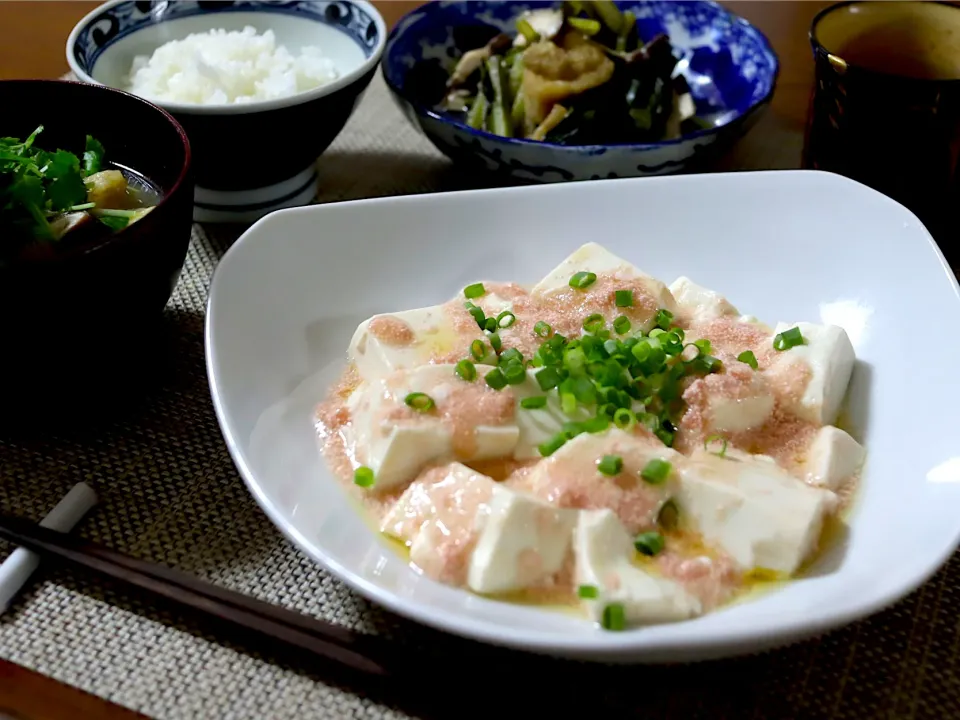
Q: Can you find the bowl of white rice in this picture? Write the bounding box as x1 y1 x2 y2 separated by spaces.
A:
67 0 386 223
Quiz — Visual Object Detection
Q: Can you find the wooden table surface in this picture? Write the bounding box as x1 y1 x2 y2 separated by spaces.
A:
0 2 831 718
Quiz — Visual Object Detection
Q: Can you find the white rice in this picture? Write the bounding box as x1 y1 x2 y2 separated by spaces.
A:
125 26 340 105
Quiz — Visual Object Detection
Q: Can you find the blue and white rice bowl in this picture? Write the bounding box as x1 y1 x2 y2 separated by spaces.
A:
68 0 386 223
383 1 778 182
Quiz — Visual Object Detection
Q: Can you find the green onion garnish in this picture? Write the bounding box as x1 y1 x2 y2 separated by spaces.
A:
641 458 672 484
613 315 631 335
489 333 503 353
534 320 552 338
577 584 599 599
560 391 577 416
470 339 487 361
655 427 675 447
773 326 804 351
568 16 601 35
634 531 665 556
569 271 597 289
538 433 567 457
503 363 526 385
485 368 507 390
597 454 623 476
520 396 548 409
613 408 636 430
535 366 562 391
463 283 485 299
615 290 633 307
497 310 517 328
582 313 605 334
455 359 477 382
353 466 375 488
737 350 758 369
483 317 497 332
601 603 626 631
499 347 523 366
693 338 712 355
655 308 674 330
657 500 679 531
404 392 435 412
704 434 728 457
467 304 486 328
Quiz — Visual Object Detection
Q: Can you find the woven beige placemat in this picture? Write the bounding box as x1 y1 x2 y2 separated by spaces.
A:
1 72 957 720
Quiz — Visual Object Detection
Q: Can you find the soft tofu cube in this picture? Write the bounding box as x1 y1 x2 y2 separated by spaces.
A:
380 463 502 584
517 429 681 533
344 364 519 491
531 243 677 332
677 449 837 574
684 363 775 434
467 489 578 594
803 426 865 490
764 322 855 425
574 509 702 625
348 304 461 383
668 276 739 322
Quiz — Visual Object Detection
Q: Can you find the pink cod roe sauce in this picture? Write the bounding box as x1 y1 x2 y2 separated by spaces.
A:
315 273 856 614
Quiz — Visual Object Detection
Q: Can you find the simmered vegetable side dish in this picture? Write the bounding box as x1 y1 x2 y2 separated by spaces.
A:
0 126 157 263
440 1 709 144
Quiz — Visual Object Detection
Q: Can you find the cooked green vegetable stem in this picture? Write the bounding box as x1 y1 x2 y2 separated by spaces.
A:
593 0 624 33
486 55 513 137
516 17 539 43
466 90 490 130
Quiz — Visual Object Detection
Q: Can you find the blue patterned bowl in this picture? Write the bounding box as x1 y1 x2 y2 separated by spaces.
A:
383 1 778 182
67 0 385 222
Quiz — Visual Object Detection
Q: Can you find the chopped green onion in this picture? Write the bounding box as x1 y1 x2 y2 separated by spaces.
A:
693 338 712 355
655 427 675 447
484 316 497 332
649 328 665 338
597 454 623 476
489 333 503 353
657 500 679 531
539 433 567 457
470 339 488 361
613 315 631 335
577 584 599 599
455 359 477 382
520 396 548 409
496 310 517 328
634 531 665 556
655 308 674 330
582 313 605 334
463 283 485 299
353 466 375 488
681 343 701 362
704 434 728 457
581 415 611 434
534 320 552 338
601 602 626 631
485 368 508 390
503 363 526 385
737 350 759 370
535 366 562 391
692 354 723 374
613 408 636 430
568 16 601 35
467 304 486 328
516 16 539 43
615 290 633 307
569 271 597 289
773 326 805 351
560 391 577 416
641 458 672 484
564 346 587 375
499 347 523 366
404 392 435 412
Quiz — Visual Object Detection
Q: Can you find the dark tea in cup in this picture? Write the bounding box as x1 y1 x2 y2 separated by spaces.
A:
805 1 960 262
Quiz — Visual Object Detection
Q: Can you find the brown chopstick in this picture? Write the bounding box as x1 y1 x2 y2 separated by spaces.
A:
0 513 403 678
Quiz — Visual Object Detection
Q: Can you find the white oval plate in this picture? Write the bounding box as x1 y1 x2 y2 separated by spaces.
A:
206 171 960 662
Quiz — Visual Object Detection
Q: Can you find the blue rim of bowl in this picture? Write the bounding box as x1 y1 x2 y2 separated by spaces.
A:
66 0 387 116
0 78 192 264
383 0 780 153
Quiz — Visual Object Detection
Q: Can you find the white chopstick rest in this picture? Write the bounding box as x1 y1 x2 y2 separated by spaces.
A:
0 482 98 614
